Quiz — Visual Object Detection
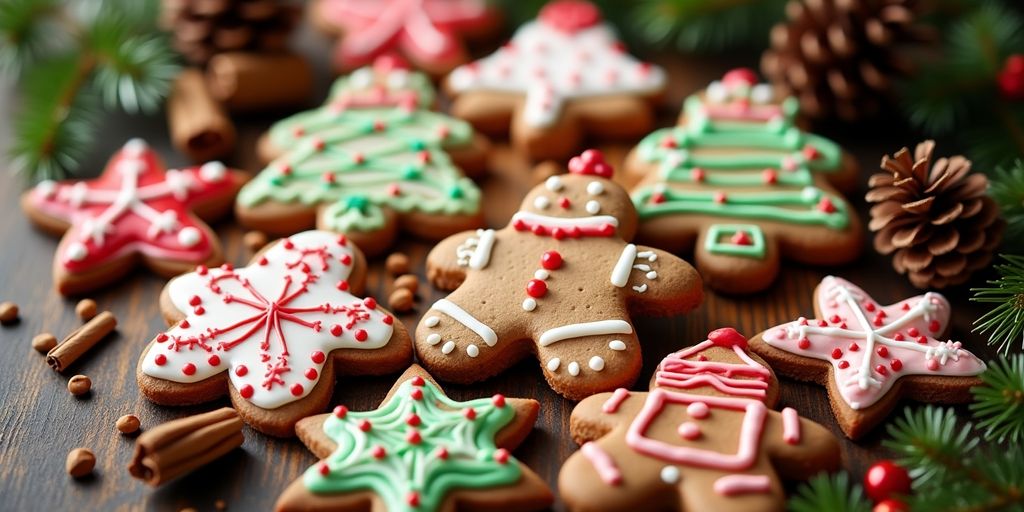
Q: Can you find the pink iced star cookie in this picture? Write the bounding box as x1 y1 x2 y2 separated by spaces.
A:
314 0 498 76
749 276 987 439
137 230 412 437
20 139 246 296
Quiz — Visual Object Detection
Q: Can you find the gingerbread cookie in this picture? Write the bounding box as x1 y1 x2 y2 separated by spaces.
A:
136 230 412 437
625 69 863 294
312 0 499 76
445 0 666 161
20 139 246 296
415 150 703 400
237 57 489 257
749 276 987 439
560 328 841 512
275 365 554 512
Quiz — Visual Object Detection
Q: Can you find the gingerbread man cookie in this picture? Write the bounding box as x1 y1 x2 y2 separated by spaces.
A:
313 0 499 76
415 150 703 400
446 0 666 161
136 230 412 437
749 276 987 439
560 328 841 512
275 365 553 512
625 69 863 294
237 58 489 257
20 139 246 296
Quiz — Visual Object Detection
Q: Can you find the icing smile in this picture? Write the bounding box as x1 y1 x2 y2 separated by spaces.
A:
511 210 618 238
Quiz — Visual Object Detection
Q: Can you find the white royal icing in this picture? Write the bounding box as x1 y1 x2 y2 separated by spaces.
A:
538 320 633 347
430 299 498 347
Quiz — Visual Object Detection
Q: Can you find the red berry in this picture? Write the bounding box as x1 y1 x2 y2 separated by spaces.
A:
873 499 909 512
864 460 912 502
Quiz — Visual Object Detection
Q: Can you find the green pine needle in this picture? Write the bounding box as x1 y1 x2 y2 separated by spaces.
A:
970 355 1024 443
0 0 67 77
990 162 1024 252
788 472 872 512
883 406 978 486
9 52 99 181
86 13 178 114
971 255 1024 355
628 0 786 52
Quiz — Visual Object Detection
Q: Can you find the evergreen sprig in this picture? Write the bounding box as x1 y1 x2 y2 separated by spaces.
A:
627 0 786 52
788 472 872 512
900 1 1024 169
971 254 1024 355
970 355 1024 443
0 0 178 181
990 161 1024 252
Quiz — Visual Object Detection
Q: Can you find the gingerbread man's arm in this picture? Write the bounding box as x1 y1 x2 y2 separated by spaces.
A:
569 390 649 445
619 245 703 316
424 228 493 291
763 407 842 480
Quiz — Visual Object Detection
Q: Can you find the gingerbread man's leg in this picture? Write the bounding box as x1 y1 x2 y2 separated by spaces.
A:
536 320 643 401
694 224 781 295
559 439 677 512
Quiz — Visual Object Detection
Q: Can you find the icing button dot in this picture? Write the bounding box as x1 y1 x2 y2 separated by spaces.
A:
545 176 563 192
609 340 626 351
568 361 580 376
535 269 550 280
526 279 547 298
687 402 710 419
586 200 601 214
182 363 196 376
541 250 563 270
533 196 550 209
546 358 561 371
441 341 455 354
589 356 605 371
354 329 368 342
466 344 480 358
177 227 201 247
239 384 254 399
492 394 506 407
678 422 701 440
587 181 604 195
291 383 304 396
208 355 221 366
426 333 442 345
311 351 326 364
424 316 440 327
522 298 537 312
154 354 167 366
661 466 680 484
305 368 318 380
235 365 248 376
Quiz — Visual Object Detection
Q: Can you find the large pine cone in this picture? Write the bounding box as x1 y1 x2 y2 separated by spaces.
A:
866 141 1005 288
162 0 300 66
761 0 920 121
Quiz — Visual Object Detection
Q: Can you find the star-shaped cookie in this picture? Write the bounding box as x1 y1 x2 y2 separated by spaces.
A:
275 365 553 512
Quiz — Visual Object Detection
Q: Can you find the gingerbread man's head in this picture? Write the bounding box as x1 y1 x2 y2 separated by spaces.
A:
513 150 638 241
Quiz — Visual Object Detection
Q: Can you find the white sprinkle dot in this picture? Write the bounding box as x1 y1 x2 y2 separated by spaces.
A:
609 340 626 351
425 316 440 327
177 227 201 247
661 466 680 484
522 298 537 312
66 242 88 262
535 269 549 280
533 196 550 209
587 181 604 195
426 333 441 345
568 362 580 376
646 271 658 280
545 176 563 192
466 344 479 357
441 341 456 355
547 358 561 371
199 161 226 182
589 356 605 371
586 200 601 214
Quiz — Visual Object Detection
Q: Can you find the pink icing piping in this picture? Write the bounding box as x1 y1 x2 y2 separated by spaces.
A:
713 474 772 496
581 442 622 486
781 407 800 445
602 388 631 413
655 340 771 398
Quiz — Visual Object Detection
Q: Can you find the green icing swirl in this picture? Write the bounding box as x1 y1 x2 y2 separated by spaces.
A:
239 85 481 233
633 92 850 231
303 379 521 511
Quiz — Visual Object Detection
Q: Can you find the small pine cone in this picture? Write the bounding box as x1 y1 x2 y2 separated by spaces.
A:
866 141 1005 288
162 0 300 66
761 0 922 121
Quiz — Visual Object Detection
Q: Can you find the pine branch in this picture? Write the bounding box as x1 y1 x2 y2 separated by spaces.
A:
0 0 66 77
970 355 1024 443
627 0 787 52
971 254 1024 355
788 472 872 512
989 161 1024 251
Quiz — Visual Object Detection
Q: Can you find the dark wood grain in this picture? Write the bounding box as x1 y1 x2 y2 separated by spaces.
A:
0 24 1000 512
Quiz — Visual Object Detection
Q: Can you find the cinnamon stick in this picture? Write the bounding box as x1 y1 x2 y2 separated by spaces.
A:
206 52 312 112
168 68 236 162
46 311 116 372
128 407 244 486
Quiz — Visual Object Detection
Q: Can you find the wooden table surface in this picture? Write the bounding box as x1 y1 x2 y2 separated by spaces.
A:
0 24 1000 512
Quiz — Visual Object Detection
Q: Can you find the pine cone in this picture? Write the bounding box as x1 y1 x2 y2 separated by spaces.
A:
162 0 300 66
760 0 921 121
866 141 1005 289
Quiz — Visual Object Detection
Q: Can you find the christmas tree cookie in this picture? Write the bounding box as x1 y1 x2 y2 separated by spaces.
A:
237 58 489 257
275 365 553 512
560 328 841 512
749 276 987 439
20 139 246 296
625 69 863 294
136 230 412 437
446 0 666 161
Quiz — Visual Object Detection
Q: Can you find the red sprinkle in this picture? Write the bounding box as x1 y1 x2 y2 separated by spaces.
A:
849 343 860 352
330 324 343 337
411 376 425 386
189 295 202 306
893 333 904 341
354 329 368 342
337 280 349 291
713 191 727 204
407 491 420 507
156 333 168 342
208 355 221 366
312 351 326 364
541 250 563 270
865 303 876 312
526 279 547 298
831 348 843 359
558 197 571 209
334 405 348 418
363 297 377 309
382 315 394 325
318 462 330 476
798 338 810 349
877 346 889 358
372 445 386 459
291 383 304 396
411 388 424 401
406 430 422 445
305 368 318 380
194 306 205 315
875 365 888 376
492 394 506 407
890 359 903 371
154 354 167 366
494 448 510 464
929 320 941 333
830 315 842 324
907 327 920 337
838 360 850 369
235 365 247 376
239 384 254 399
464 408 477 420
182 363 196 376
406 413 421 427
692 168 706 183
436 447 449 460
359 420 372 432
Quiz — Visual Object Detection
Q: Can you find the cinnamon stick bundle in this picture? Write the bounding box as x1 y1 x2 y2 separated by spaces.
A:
168 68 236 162
128 407 244 486
206 52 312 112
46 311 116 372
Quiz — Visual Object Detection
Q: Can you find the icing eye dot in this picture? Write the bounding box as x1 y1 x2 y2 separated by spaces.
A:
706 81 728 103
533 195 550 209
585 200 601 214
587 181 604 195
751 84 774 104
545 176 563 192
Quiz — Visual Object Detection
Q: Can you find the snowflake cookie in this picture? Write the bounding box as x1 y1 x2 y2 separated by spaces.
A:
136 230 412 437
749 276 987 439
274 365 554 512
